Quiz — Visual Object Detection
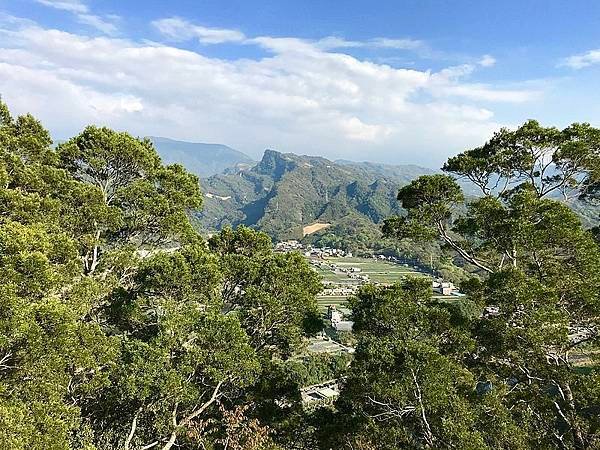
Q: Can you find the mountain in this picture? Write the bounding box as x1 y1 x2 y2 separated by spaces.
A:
197 149 436 240
149 136 255 177
335 159 437 181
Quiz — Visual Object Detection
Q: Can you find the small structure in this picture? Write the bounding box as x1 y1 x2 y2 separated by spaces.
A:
301 380 340 407
333 321 354 332
275 240 303 252
328 305 343 324
433 280 456 296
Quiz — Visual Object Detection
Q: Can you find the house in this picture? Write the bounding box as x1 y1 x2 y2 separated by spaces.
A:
328 305 343 324
322 287 356 296
301 380 340 406
275 240 303 252
433 280 456 296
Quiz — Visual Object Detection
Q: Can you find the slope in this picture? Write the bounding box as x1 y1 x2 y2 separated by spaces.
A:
150 136 255 177
198 149 435 240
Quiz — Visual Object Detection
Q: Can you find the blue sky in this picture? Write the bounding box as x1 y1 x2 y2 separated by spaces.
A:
1 0 600 167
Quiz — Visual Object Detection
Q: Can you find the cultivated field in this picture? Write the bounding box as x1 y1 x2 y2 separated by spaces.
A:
313 256 429 311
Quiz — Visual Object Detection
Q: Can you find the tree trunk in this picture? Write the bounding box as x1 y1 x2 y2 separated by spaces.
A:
411 369 434 448
124 411 139 450
88 228 102 274
562 383 586 450
161 380 226 450
162 431 178 450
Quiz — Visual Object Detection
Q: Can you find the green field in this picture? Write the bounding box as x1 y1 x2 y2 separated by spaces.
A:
318 257 427 284
317 296 349 312
312 256 431 312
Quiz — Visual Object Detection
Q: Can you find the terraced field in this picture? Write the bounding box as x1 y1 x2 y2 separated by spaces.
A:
316 296 350 313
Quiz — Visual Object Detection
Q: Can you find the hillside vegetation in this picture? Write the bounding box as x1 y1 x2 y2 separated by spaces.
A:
198 149 435 240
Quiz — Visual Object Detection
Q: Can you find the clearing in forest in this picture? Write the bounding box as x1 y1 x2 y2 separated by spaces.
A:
303 222 331 236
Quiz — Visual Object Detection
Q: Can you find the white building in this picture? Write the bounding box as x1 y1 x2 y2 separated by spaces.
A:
328 305 343 324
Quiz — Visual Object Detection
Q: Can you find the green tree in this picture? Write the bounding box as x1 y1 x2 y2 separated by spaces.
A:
58 126 202 274
209 226 323 356
383 120 600 449
0 101 117 449
330 280 526 449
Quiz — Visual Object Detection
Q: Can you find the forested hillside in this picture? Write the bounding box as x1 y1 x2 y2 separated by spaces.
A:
150 136 255 178
198 147 600 268
198 149 435 239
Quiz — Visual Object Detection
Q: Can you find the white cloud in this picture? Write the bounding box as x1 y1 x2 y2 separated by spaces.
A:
316 36 423 51
561 49 600 69
152 17 245 44
316 36 364 50
0 18 540 166
36 0 88 14
479 54 496 67
434 84 539 103
152 21 423 52
0 12 36 29
35 0 119 35
77 14 118 35
371 38 424 50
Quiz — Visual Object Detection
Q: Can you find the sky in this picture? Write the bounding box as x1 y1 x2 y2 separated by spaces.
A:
1 1 600 167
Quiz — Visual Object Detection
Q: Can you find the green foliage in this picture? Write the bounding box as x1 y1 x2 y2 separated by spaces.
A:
443 119 600 199
286 353 352 387
329 280 527 449
210 226 323 356
377 119 600 449
0 100 322 449
57 126 203 274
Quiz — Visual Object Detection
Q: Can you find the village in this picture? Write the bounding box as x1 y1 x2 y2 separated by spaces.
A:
275 240 465 407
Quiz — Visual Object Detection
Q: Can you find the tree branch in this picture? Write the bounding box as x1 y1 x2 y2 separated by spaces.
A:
437 222 494 273
161 379 227 450
411 369 434 448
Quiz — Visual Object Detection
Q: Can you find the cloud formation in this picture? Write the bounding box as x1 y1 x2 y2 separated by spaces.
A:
152 17 245 44
0 15 541 166
479 54 496 67
562 49 600 69
35 0 119 35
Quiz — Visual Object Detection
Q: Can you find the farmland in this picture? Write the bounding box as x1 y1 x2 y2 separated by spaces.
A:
312 256 429 311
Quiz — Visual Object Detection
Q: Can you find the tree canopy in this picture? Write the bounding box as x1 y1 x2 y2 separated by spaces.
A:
1 100 599 450
0 100 320 450
376 120 600 449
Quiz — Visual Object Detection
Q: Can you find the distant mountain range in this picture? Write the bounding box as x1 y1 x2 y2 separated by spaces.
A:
150 138 599 242
197 149 436 240
150 136 255 177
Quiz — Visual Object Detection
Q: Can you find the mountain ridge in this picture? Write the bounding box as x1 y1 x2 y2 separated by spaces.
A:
149 136 255 177
197 149 436 240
